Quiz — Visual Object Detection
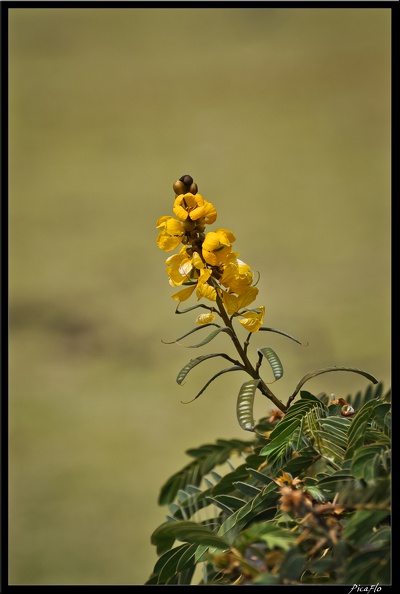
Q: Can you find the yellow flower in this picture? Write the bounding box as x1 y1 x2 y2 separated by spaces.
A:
220 255 254 294
222 286 259 315
156 216 184 251
166 249 216 302
196 269 217 301
201 200 218 225
238 306 265 333
165 247 205 286
196 312 217 325
173 193 217 224
165 253 194 286
196 280 217 302
170 272 216 303
171 285 196 302
202 229 236 266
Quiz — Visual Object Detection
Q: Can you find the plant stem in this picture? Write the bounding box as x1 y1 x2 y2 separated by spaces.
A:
214 291 287 413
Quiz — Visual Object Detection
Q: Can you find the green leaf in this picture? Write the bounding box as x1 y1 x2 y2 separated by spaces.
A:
256 326 305 345
258 347 283 380
288 367 378 405
217 482 279 543
371 403 391 430
252 572 280 584
232 481 262 498
283 447 318 476
317 471 354 493
176 542 199 572
153 543 189 583
183 366 245 403
320 415 351 435
345 400 377 460
279 547 307 582
351 444 390 481
263 439 294 473
194 543 209 563
162 322 220 343
328 402 342 416
151 520 230 555
260 419 300 454
314 431 346 463
171 325 233 348
265 393 325 445
159 439 253 505
239 521 296 551
369 525 391 548
304 484 327 503
343 509 389 546
175 303 215 314
245 467 273 486
206 494 247 514
236 379 259 432
176 353 242 385
346 381 387 410
209 455 266 496
345 547 391 585
384 410 391 433
158 543 192 583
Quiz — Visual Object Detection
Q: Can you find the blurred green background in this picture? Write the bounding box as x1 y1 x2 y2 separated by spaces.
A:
9 7 391 585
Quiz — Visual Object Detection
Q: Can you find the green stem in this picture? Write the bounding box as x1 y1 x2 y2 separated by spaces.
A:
192 238 287 413
214 290 287 413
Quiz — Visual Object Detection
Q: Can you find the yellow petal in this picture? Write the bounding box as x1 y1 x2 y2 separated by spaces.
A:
202 231 222 253
196 282 217 302
239 317 262 332
173 193 206 221
156 216 184 251
222 291 240 315
157 232 183 251
238 306 265 333
192 251 205 269
166 254 191 285
198 268 212 283
236 287 259 310
202 243 232 266
171 285 196 302
196 312 217 325
220 258 254 293
216 228 236 244
202 249 220 267
156 215 171 228
202 200 217 225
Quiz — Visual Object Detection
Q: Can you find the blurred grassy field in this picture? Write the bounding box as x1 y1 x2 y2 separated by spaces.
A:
8 7 391 585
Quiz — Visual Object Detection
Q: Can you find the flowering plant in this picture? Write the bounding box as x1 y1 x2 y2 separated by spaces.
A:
146 175 390 585
155 174 378 429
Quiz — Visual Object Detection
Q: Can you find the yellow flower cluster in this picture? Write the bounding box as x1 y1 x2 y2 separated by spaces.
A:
156 176 265 331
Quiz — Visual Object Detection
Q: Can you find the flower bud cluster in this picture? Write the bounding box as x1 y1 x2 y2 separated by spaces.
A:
156 175 265 331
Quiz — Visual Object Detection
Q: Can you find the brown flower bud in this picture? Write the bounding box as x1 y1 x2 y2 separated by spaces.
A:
179 174 193 187
182 219 196 232
189 182 198 194
173 180 186 195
